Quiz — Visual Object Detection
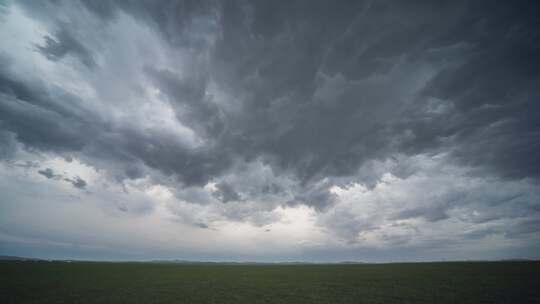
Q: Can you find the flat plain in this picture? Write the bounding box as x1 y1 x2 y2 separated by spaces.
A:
1 261 539 303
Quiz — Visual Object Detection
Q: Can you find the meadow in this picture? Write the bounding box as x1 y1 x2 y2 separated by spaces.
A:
1 261 539 303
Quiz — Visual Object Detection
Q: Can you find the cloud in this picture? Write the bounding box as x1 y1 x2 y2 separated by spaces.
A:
37 168 61 180
65 176 87 189
37 167 87 190
0 0 539 261
212 181 241 203
36 27 96 68
317 154 540 245
288 181 338 212
7 0 539 189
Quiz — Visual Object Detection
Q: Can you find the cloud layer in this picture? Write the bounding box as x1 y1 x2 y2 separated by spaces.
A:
0 0 539 261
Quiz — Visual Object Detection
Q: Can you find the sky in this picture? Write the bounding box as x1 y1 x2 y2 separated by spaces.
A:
0 0 539 262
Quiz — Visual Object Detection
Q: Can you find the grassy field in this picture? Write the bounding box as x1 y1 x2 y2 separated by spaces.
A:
1 261 539 303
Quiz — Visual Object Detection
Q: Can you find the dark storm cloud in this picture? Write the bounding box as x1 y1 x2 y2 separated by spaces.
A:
392 2 540 180
2 0 540 263
0 83 87 152
209 0 382 183
288 183 338 211
57 0 398 186
36 28 96 68
144 66 225 137
213 0 540 184
0 52 226 187
116 0 539 191
0 52 99 153
3 0 540 209
110 127 232 186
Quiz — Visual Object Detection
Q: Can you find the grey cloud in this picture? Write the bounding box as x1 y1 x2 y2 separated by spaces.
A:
213 0 540 187
0 131 17 160
212 181 241 203
116 202 129 212
380 233 413 246
0 55 97 152
463 219 540 241
395 2 540 180
505 219 540 238
37 168 87 190
391 191 466 222
8 0 539 207
80 0 217 47
0 51 226 188
463 228 500 240
392 207 450 223
261 183 281 195
36 28 96 68
144 66 225 138
289 184 337 212
77 0 117 21
318 157 540 244
195 223 209 229
9 0 538 192
12 160 40 169
37 168 61 180
325 213 378 244
1 0 540 261
196 223 208 229
65 176 87 189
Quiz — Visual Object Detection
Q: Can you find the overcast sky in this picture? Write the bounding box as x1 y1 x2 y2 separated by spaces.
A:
1 0 539 262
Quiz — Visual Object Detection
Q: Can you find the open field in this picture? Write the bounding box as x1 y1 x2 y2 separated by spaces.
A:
1 261 539 303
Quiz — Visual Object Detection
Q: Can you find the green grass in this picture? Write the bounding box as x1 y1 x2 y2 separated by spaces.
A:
1 261 539 303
